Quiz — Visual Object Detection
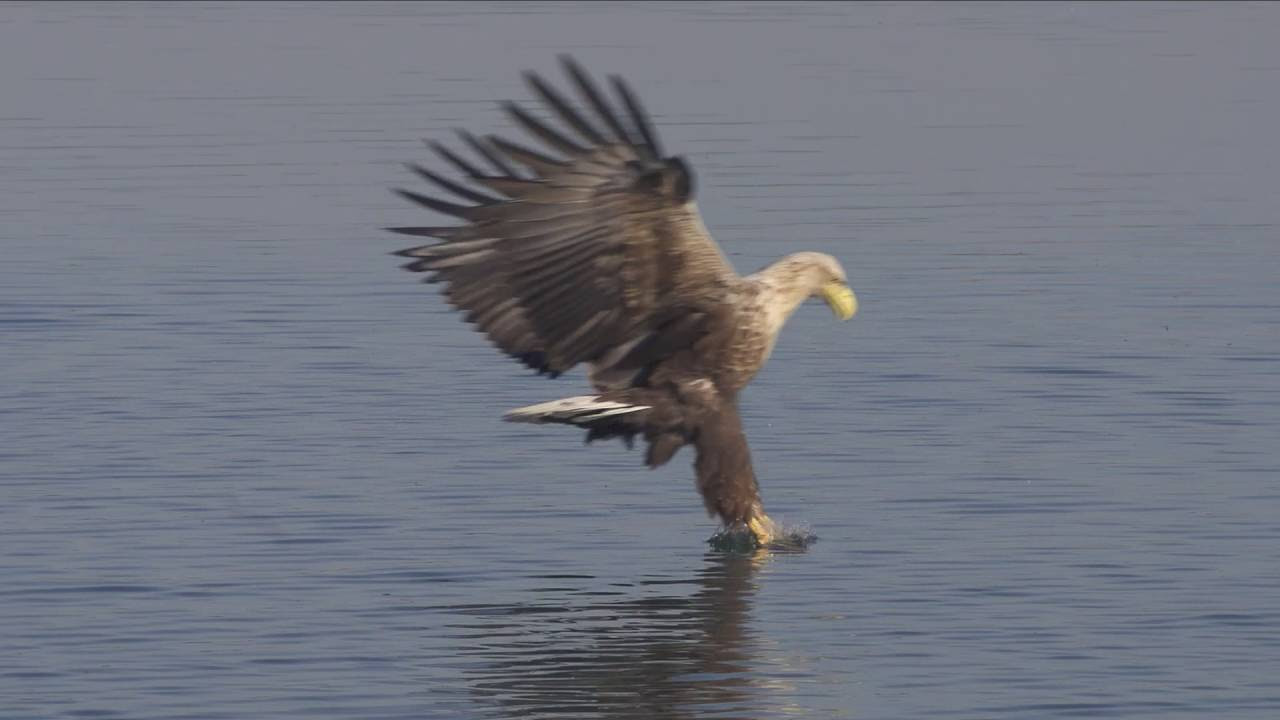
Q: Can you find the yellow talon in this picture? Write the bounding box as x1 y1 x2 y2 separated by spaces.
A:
747 515 777 547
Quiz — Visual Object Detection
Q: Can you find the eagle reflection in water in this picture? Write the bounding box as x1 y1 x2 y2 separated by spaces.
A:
443 550 806 719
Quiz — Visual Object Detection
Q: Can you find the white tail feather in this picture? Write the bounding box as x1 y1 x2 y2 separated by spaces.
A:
503 395 650 425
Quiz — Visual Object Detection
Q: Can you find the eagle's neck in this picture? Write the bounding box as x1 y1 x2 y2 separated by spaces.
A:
745 257 828 339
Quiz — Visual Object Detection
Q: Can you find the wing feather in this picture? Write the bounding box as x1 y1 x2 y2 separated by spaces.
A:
487 135 570 176
502 100 590 158
391 57 740 378
393 189 477 220
523 69 607 146
457 131 522 178
407 163 501 205
560 55 631 145
428 140 486 180
609 74 663 160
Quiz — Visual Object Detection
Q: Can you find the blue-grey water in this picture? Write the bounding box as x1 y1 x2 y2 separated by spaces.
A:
3 2 1279 718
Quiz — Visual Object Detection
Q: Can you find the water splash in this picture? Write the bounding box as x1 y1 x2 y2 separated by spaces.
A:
707 521 818 554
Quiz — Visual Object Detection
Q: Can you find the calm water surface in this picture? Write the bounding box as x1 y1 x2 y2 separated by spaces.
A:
3 2 1279 718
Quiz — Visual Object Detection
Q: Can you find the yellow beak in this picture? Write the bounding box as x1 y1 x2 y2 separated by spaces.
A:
820 282 858 320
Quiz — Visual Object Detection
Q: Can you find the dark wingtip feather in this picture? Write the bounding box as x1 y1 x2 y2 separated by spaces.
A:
487 134 569 175
458 128 521 178
560 55 630 144
394 188 477 220
406 162 500 204
556 53 578 70
385 226 459 237
390 244 436 258
610 73 663 160
502 99 588 157
401 259 434 272
429 140 485 179
524 67 607 146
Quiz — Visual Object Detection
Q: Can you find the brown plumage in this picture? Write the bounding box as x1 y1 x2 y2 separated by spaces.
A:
389 56 859 546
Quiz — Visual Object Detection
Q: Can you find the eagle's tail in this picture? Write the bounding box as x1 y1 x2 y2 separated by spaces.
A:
502 395 651 426
504 392 688 470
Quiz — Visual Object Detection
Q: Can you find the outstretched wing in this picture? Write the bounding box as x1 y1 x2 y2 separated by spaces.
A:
389 56 740 378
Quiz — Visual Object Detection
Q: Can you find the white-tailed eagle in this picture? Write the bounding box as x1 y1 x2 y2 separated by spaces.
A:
389 56 858 546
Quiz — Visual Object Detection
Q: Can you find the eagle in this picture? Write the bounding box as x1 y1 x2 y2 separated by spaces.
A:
388 56 858 547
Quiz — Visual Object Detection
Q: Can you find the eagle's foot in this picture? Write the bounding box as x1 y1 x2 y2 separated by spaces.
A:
747 514 778 547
